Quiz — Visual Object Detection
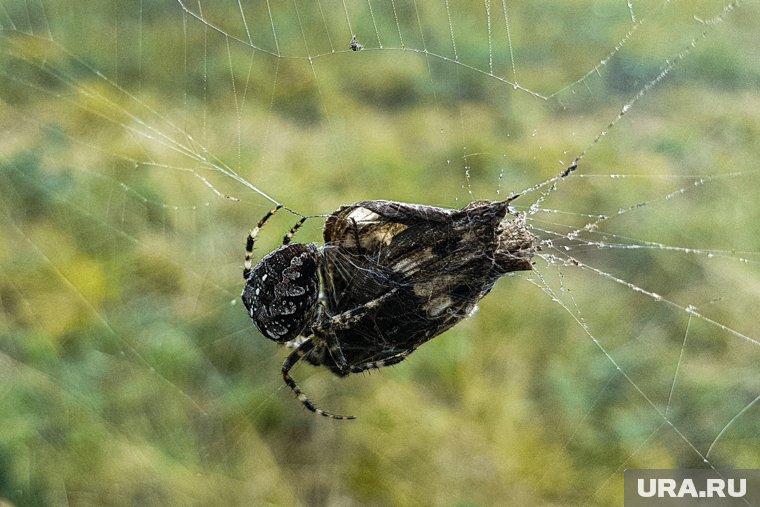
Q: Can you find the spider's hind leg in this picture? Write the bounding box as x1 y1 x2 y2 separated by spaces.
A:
282 339 356 420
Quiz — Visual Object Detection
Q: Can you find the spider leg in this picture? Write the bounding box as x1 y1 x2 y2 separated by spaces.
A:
315 330 349 374
282 338 356 420
243 204 283 279
311 305 350 373
320 287 399 331
348 349 413 374
313 288 400 373
282 216 308 245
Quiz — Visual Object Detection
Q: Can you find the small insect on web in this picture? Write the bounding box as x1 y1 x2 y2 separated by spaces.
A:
242 197 538 419
349 35 363 52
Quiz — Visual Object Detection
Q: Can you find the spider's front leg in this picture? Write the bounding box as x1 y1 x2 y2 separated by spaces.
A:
310 304 349 374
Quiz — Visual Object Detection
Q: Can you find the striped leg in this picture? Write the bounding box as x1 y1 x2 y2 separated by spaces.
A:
282 216 308 245
321 331 349 374
313 288 400 373
243 204 283 279
348 350 413 374
318 288 399 331
282 339 356 420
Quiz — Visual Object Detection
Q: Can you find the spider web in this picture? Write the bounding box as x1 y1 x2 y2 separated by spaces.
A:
1 0 759 505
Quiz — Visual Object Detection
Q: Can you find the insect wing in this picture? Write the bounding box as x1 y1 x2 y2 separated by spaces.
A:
323 200 513 297
321 200 455 310
317 200 524 369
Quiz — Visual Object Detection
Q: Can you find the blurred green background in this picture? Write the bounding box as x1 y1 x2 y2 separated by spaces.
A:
1 1 759 505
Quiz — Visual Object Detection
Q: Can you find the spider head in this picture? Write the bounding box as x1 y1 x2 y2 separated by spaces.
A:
242 243 320 343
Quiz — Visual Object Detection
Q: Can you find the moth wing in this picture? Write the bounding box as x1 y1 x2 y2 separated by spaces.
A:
321 201 455 310
323 200 453 253
321 200 509 313
318 200 526 369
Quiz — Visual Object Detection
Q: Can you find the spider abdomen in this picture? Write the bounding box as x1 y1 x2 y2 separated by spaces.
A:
242 243 320 342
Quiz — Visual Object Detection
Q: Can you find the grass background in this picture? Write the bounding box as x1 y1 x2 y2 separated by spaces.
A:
1 1 759 505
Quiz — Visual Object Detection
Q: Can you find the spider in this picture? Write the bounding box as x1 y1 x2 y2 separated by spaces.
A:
242 198 537 419
349 35 363 52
